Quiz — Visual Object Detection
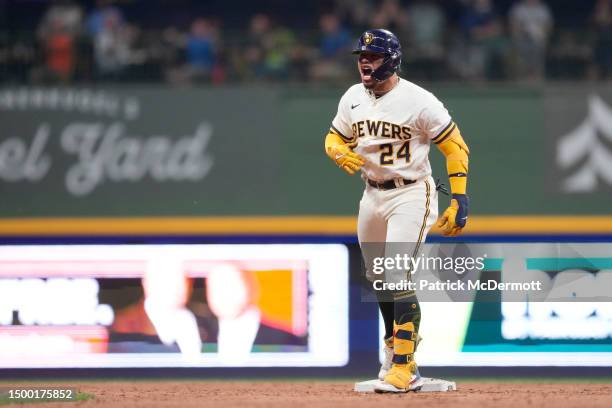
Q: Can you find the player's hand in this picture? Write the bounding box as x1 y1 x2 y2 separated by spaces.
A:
437 194 469 236
326 144 365 175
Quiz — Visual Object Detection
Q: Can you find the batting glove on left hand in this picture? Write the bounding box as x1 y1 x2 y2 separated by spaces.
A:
437 194 469 236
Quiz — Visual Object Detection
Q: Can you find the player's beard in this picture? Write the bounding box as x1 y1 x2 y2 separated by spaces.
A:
362 77 377 89
363 76 391 94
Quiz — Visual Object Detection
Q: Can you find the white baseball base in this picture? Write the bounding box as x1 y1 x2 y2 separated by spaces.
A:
354 378 457 393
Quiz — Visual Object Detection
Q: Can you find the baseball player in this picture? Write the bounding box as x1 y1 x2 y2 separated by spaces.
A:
324 29 470 392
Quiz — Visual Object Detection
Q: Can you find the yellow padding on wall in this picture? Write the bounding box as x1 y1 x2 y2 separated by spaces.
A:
1 216 612 235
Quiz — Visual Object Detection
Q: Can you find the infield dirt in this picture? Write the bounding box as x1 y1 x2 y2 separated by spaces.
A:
3 381 612 408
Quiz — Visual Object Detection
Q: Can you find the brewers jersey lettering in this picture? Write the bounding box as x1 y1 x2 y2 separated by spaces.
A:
330 78 453 183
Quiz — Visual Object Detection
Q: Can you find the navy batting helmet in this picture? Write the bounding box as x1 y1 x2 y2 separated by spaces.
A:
352 29 402 82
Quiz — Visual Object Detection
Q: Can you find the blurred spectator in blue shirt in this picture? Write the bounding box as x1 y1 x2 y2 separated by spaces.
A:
310 14 352 81
86 0 124 37
460 0 499 36
451 0 507 80
319 14 351 59
186 18 216 72
167 18 224 84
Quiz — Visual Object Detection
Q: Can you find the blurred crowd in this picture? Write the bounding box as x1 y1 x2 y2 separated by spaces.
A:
1 0 611 85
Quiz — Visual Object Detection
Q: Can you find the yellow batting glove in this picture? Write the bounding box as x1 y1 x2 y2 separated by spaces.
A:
437 195 469 236
326 144 365 175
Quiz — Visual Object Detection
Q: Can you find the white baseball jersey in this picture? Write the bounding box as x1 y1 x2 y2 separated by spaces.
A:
331 78 454 182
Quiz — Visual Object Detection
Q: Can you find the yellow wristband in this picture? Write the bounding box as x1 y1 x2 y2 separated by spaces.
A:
449 175 467 195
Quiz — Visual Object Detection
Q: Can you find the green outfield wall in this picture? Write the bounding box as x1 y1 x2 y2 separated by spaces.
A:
1 85 611 218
